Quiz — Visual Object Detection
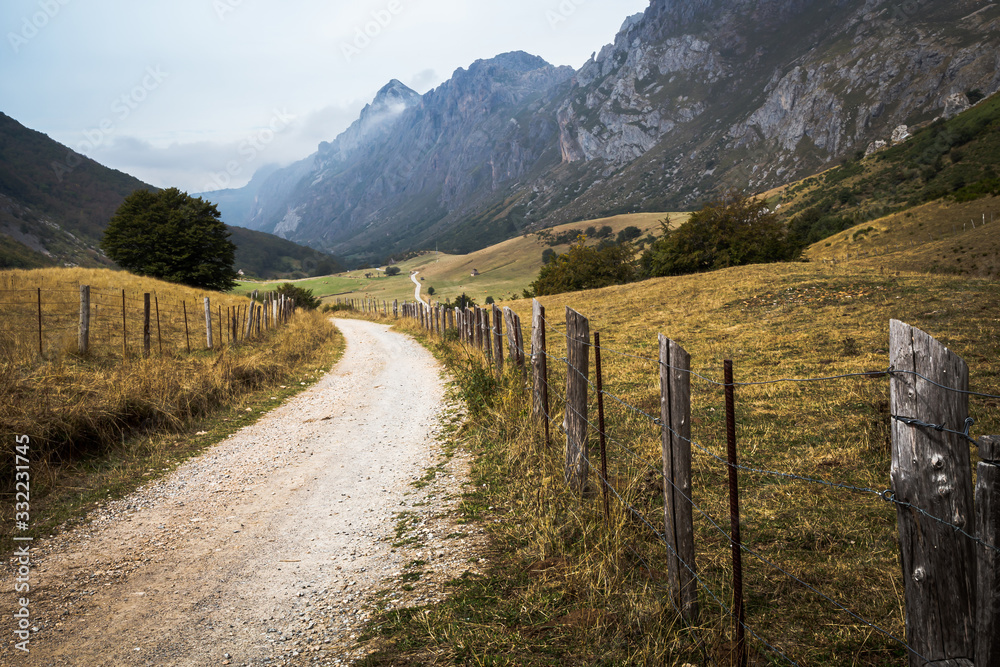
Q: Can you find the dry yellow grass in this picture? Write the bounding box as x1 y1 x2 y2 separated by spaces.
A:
357 261 1000 665
805 195 1000 279
0 268 340 507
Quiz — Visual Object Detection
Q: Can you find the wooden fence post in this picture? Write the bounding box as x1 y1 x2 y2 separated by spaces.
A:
121 289 128 358
204 297 213 349
493 304 504 377
78 285 90 355
890 319 975 665
36 287 43 356
531 300 549 443
143 293 151 358
564 308 590 494
977 434 1000 666
660 334 698 623
183 300 191 352
155 296 162 354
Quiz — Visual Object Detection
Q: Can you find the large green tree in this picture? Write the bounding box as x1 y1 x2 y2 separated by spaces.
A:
101 188 237 291
640 191 796 277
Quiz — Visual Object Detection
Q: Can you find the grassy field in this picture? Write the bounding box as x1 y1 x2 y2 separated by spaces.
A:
354 261 1000 665
252 212 677 308
804 194 1000 278
0 267 342 554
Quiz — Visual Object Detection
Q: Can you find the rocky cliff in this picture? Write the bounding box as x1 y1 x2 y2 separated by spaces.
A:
208 0 1000 265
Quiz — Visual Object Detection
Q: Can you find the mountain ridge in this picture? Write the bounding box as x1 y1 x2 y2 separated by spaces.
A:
203 0 1000 266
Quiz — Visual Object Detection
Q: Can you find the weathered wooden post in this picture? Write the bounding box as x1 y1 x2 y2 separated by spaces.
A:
531 300 549 443
890 319 975 666
121 289 128 358
183 301 191 352
78 285 90 355
143 293 151 358
564 308 590 494
977 434 1000 666
155 296 162 354
204 297 213 349
660 334 698 623
492 304 504 377
36 287 43 356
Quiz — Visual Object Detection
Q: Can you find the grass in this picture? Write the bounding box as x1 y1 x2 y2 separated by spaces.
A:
351 261 1000 665
290 213 678 309
0 267 343 555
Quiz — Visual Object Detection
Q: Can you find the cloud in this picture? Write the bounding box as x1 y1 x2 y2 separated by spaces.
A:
407 69 440 93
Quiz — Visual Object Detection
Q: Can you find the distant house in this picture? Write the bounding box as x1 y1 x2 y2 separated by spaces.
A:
470 269 480 277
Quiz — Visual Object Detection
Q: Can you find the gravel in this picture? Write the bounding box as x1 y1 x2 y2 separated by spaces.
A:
1 318 482 666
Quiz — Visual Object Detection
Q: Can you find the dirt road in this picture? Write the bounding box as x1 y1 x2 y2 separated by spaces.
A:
3 318 466 666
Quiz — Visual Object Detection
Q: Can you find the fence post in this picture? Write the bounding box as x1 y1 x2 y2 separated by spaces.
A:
564 308 590 494
531 300 549 444
594 332 609 521
889 319 975 666
143 293 151 358
493 304 504 378
724 359 747 667
660 334 698 623
977 435 1000 666
204 297 213 349
121 289 128 358
78 285 90 355
183 300 191 352
37 287 43 356
155 296 162 354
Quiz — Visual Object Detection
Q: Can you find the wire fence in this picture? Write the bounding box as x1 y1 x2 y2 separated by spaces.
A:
357 297 1000 665
0 284 296 364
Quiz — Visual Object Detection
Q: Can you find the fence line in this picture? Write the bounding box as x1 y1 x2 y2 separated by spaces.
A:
0 284 299 363
342 295 1000 664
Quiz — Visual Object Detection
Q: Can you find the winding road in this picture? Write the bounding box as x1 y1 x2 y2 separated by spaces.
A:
410 271 427 305
2 319 451 666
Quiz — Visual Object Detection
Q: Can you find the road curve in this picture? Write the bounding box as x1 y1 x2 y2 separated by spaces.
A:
2 318 448 666
410 271 427 305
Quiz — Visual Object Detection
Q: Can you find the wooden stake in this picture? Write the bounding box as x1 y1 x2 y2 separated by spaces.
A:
890 319 974 665
155 296 162 355
183 300 191 353
143 293 151 358
977 435 1000 666
78 285 90 355
564 308 590 494
661 334 697 623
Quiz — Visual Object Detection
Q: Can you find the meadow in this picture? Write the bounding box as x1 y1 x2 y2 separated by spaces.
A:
355 260 1000 665
0 267 341 550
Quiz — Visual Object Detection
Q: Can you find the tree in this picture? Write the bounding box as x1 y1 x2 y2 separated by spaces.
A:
275 283 320 310
385 266 401 276
101 188 237 291
640 191 796 277
529 236 636 297
616 225 642 244
427 286 436 296
485 296 495 305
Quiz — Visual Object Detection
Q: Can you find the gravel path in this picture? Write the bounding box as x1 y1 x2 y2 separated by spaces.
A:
410 272 426 305
3 318 481 666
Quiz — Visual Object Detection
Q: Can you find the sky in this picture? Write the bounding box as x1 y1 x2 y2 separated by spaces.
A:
1 0 650 193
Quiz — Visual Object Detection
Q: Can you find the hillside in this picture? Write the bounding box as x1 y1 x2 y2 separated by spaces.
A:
203 0 1000 266
0 111 341 280
235 212 673 304
768 92 1000 278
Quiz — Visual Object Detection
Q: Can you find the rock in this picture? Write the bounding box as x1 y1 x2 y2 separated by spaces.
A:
865 139 887 156
891 125 911 145
944 92 971 119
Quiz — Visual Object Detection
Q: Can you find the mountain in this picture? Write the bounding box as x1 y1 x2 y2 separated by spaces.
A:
0 112 340 279
204 0 1000 267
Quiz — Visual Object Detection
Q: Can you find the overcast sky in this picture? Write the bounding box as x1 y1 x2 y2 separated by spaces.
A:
2 0 649 193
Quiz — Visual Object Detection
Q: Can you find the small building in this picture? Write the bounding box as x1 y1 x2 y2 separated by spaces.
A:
470 269 480 277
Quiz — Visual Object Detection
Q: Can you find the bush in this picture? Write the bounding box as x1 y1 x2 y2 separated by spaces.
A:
640 191 796 277
276 283 321 310
529 238 636 296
